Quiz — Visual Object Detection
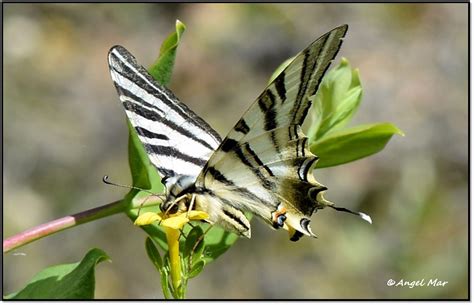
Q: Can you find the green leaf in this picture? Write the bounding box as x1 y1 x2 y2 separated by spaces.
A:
145 238 171 298
6 248 109 299
200 224 240 263
145 237 163 270
310 123 404 168
159 264 171 299
128 122 151 190
148 20 186 86
188 261 205 279
195 213 252 262
183 226 205 260
308 57 363 141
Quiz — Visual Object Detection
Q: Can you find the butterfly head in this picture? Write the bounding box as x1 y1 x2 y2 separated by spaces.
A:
160 193 191 215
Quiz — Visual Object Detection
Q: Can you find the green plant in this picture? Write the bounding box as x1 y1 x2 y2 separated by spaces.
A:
3 20 403 299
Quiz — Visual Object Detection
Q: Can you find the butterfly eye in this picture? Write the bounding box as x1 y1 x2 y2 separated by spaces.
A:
160 200 179 215
160 201 170 212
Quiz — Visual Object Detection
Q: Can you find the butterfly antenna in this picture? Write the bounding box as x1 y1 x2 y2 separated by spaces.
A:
102 175 166 215
102 175 166 202
102 175 155 195
329 205 372 224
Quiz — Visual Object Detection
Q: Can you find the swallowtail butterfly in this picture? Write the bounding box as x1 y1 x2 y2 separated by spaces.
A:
108 25 371 241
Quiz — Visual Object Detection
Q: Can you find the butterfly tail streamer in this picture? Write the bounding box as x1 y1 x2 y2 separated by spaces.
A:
329 205 373 224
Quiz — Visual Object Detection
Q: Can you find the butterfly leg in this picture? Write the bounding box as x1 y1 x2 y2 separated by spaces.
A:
164 194 189 215
186 193 196 218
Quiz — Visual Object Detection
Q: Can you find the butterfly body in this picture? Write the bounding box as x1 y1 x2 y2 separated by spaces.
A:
108 25 366 241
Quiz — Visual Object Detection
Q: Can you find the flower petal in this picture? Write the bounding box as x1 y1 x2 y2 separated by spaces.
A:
161 213 190 229
165 227 182 290
134 212 162 226
187 211 209 220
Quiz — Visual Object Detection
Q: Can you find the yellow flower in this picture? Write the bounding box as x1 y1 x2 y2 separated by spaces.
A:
134 210 209 291
135 211 209 228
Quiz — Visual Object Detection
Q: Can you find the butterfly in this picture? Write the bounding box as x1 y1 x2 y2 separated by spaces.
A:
108 24 371 241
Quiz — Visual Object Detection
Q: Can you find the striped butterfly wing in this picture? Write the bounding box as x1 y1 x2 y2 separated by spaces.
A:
195 25 349 240
108 46 222 196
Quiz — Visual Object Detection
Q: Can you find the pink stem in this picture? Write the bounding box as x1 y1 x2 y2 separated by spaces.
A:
3 199 125 253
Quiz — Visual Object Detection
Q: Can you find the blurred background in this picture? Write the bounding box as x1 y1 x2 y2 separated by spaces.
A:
3 3 468 299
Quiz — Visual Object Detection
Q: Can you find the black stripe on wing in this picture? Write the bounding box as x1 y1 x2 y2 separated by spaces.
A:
234 118 250 135
258 89 281 153
135 127 169 140
221 207 251 232
258 89 277 131
220 138 275 189
274 71 286 102
205 166 270 206
142 144 208 167
122 99 216 151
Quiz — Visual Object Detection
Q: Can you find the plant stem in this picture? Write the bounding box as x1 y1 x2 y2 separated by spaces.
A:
3 200 126 253
3 194 164 254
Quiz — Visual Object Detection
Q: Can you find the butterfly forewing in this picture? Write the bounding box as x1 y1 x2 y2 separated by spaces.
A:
108 46 222 195
194 25 348 240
